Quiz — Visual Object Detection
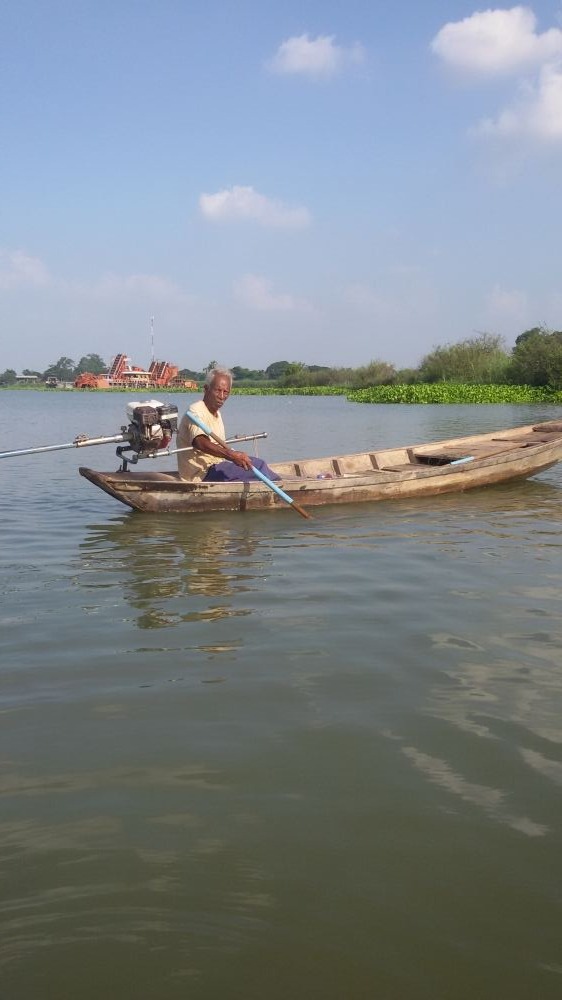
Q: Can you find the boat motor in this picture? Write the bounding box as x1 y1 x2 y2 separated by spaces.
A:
122 400 179 456
0 399 267 468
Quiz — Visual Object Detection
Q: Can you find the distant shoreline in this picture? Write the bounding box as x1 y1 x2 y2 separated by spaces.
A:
2 383 561 404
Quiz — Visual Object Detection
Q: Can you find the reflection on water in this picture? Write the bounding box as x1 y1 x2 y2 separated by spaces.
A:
80 516 266 630
401 744 548 837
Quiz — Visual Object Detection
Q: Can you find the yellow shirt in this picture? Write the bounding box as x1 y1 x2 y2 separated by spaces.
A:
177 400 226 481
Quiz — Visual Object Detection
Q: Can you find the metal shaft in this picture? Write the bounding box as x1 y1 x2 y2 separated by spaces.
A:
0 430 267 461
139 431 268 460
0 433 130 460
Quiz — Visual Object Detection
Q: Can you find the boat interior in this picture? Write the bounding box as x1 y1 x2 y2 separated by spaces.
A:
271 423 562 479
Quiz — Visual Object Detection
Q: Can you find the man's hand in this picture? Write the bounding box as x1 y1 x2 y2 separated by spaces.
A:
193 435 254 471
230 450 253 471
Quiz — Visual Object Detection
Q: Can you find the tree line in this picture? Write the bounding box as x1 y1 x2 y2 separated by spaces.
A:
233 328 562 389
270 330 562 390
0 354 107 385
2 328 562 389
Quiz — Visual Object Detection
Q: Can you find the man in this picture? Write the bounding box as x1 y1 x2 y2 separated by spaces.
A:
177 367 280 482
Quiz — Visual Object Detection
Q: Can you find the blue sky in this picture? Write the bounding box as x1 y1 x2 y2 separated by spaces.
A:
2 1 562 373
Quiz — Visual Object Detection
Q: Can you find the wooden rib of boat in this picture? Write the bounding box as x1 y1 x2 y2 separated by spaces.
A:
79 419 562 514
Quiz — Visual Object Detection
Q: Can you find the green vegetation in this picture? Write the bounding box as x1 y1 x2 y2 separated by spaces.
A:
1 353 108 386
418 333 509 384
507 328 562 387
231 383 562 404
4 328 562 404
73 354 107 376
228 329 562 394
347 384 562 404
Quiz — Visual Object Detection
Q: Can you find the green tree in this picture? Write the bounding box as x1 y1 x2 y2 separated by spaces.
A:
74 353 106 375
507 327 562 388
514 326 543 346
280 362 309 387
299 365 349 387
0 368 17 385
395 368 421 384
43 356 75 380
232 366 265 381
350 359 397 388
418 334 509 384
265 361 291 380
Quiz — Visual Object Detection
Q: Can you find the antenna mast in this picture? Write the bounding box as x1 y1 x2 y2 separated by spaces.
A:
150 315 155 364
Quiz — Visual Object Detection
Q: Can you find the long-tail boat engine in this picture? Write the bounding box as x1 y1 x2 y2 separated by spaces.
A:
0 399 268 469
123 400 179 457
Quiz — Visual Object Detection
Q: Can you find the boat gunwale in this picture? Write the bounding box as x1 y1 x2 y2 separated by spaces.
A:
78 420 562 512
80 420 562 492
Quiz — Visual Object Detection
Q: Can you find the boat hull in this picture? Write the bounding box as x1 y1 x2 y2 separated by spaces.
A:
79 420 562 514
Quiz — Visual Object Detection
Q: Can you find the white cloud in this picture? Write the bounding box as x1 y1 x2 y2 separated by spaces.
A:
91 272 191 303
267 33 365 80
0 248 200 371
199 185 311 229
0 249 51 289
233 273 308 312
476 61 562 139
431 6 562 76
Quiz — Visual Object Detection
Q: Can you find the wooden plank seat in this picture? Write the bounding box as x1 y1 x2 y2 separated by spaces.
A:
379 463 420 472
331 456 378 476
388 441 523 470
491 434 562 445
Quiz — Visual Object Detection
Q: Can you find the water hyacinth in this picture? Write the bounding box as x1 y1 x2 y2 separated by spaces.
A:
347 384 562 404
233 384 562 404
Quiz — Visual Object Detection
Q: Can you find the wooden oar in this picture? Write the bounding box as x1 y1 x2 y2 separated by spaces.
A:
186 410 311 519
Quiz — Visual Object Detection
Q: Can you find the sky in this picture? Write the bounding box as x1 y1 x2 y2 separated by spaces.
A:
2 0 562 374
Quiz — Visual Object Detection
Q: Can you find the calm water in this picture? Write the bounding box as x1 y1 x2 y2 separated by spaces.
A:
1 390 562 1000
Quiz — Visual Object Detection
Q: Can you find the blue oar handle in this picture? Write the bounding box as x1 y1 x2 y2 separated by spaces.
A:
185 409 310 519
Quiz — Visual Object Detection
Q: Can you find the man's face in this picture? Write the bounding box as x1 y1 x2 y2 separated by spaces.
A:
204 375 231 413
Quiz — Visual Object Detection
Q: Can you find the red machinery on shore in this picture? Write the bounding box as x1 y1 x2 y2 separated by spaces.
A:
74 353 198 390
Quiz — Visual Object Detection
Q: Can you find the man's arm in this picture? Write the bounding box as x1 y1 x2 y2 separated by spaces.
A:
193 434 253 470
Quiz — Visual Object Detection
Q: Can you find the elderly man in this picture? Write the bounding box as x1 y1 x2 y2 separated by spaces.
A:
177 367 280 482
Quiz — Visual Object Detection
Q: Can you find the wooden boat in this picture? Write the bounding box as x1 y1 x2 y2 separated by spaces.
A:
79 419 562 514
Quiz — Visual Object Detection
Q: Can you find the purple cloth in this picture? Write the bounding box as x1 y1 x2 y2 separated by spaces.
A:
203 457 281 482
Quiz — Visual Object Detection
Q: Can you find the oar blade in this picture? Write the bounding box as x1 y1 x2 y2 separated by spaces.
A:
249 465 311 518
287 500 311 520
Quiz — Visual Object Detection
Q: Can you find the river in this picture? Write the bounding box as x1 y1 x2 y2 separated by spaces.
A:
1 390 561 999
